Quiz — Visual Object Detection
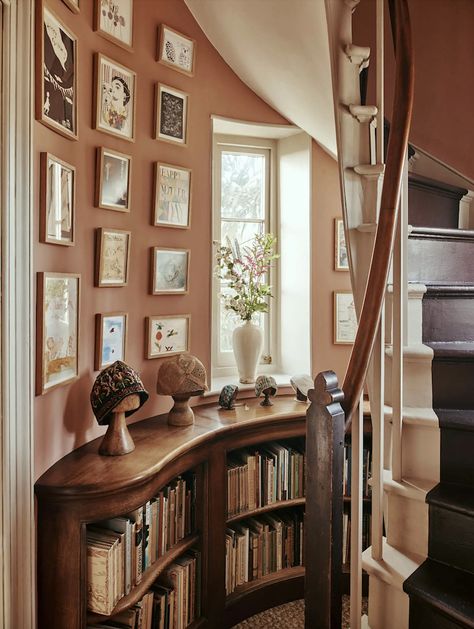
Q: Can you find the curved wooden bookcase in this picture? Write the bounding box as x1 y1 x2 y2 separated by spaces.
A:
226 497 306 524
35 398 307 629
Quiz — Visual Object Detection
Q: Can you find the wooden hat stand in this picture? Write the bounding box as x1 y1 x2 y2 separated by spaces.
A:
98 393 139 456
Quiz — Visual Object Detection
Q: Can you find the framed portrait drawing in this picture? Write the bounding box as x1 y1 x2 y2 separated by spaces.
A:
96 227 131 287
155 83 188 146
36 272 80 395
95 0 133 50
94 53 136 142
36 5 77 140
95 312 128 370
334 291 358 344
146 314 190 359
157 24 196 76
335 217 349 271
96 147 132 212
40 153 75 246
151 247 190 295
154 162 191 228
62 0 79 13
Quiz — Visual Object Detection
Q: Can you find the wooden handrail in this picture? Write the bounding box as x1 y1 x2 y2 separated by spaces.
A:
342 0 414 431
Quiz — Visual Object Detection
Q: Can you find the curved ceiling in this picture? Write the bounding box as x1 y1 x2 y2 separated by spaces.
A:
185 0 337 156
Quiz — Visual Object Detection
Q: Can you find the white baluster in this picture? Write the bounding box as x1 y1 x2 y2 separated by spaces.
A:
350 398 363 629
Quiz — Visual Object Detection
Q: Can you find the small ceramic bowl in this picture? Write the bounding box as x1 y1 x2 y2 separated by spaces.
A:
218 384 239 410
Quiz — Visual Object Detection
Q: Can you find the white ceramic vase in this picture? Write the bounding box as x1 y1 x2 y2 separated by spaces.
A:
232 321 263 384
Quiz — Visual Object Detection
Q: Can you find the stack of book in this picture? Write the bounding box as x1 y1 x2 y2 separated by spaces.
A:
227 440 305 518
87 472 197 615
225 509 304 595
343 445 372 498
342 512 372 566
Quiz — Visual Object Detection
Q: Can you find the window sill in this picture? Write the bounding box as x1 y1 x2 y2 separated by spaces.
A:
204 373 294 398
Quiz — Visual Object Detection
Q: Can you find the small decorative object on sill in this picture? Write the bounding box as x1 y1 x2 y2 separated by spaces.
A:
219 384 239 410
90 360 149 456
255 375 278 407
290 373 314 402
156 352 208 426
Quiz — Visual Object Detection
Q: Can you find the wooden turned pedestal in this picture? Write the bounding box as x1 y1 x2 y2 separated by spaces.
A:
167 391 204 427
99 394 139 456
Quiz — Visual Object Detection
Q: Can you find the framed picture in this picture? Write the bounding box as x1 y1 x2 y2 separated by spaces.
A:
95 312 128 370
151 247 190 295
36 5 77 140
335 217 349 271
154 162 191 228
40 153 75 246
334 291 358 344
96 228 131 287
62 0 79 13
146 314 190 359
157 24 196 76
94 53 136 142
36 272 80 395
155 83 188 146
95 0 133 50
96 147 132 212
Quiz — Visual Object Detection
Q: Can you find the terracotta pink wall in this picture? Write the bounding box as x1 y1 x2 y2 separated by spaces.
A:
34 0 289 479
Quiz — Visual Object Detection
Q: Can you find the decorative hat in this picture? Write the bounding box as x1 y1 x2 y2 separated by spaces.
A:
290 374 314 402
219 384 239 410
90 360 149 425
156 353 208 396
255 375 278 398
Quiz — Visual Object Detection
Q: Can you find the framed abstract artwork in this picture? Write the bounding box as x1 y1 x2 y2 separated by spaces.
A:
157 24 196 76
334 291 357 344
95 0 133 50
96 147 132 212
40 152 75 246
154 162 191 228
95 312 128 370
155 83 188 145
95 227 131 287
36 5 78 139
146 314 190 359
151 247 190 295
335 217 349 271
36 272 80 394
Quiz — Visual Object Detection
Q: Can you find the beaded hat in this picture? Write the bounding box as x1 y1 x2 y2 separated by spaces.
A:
90 361 149 425
219 384 239 410
255 374 278 398
156 353 208 396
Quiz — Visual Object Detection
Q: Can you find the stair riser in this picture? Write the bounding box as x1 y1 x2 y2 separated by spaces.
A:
432 359 474 408
408 236 474 284
387 493 428 557
410 599 470 629
402 423 440 483
441 428 474 486
386 286 426 347
368 576 409 629
423 295 474 343
429 505 474 574
385 354 433 408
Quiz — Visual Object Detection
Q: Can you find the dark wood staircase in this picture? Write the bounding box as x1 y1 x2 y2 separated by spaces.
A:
403 176 474 628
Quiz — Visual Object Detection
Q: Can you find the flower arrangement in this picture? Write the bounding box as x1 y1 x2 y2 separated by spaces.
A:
215 233 279 322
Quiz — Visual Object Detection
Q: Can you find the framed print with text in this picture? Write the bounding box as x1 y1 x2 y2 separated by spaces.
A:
95 312 128 370
154 162 191 228
96 147 132 212
96 227 131 287
146 314 190 358
157 24 195 76
334 291 357 344
40 152 75 246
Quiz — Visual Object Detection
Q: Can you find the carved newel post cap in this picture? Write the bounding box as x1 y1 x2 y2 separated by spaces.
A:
255 375 278 407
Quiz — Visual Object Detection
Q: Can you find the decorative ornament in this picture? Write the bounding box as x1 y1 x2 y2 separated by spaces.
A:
218 384 239 410
290 374 314 402
255 375 278 407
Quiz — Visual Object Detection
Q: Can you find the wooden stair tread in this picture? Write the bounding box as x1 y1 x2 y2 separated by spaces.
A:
409 227 474 242
424 283 474 296
427 482 474 517
436 408 474 432
428 341 474 359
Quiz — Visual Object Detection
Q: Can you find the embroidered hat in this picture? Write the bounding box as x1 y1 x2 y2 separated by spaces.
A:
219 384 239 410
255 374 278 398
90 360 149 425
156 353 208 396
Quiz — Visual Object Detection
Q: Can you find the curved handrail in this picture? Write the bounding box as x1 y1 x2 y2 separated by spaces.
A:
342 0 414 431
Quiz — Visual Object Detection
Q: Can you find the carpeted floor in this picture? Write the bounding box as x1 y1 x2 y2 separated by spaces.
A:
232 596 367 628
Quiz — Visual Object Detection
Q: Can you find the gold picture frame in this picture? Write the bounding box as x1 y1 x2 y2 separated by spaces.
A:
145 314 190 359
151 246 190 295
94 0 133 50
95 312 128 370
157 24 196 77
95 227 131 287
335 217 349 271
154 162 191 229
96 147 132 212
40 152 76 246
155 83 189 146
334 291 357 345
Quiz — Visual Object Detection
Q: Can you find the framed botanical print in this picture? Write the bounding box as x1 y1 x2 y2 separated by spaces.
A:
334 291 358 344
155 83 188 145
154 162 191 228
40 153 75 245
62 0 80 13
146 314 190 359
335 217 349 271
36 5 78 140
157 24 196 76
96 227 131 287
96 147 132 212
94 53 136 141
95 0 133 50
36 272 80 394
95 312 128 370
151 247 190 295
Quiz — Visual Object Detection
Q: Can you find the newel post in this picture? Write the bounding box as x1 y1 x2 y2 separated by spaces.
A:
305 371 344 629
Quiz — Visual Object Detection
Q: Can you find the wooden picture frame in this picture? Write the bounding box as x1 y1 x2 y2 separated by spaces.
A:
40 152 76 246
94 0 133 50
96 147 132 212
334 291 357 345
154 162 191 228
157 24 196 76
95 227 131 287
36 272 80 395
335 217 349 271
62 0 80 13
95 312 128 370
94 53 136 142
146 314 190 359
36 4 78 140
155 83 189 146
151 247 190 295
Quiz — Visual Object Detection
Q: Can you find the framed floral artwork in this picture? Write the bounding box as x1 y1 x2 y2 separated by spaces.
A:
154 162 191 228
40 152 75 246
151 247 190 295
36 5 77 140
157 24 196 76
96 147 132 212
335 217 349 271
95 312 128 370
96 227 131 287
95 0 133 50
155 83 188 145
94 53 136 141
334 291 358 344
36 272 80 395
146 314 190 359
